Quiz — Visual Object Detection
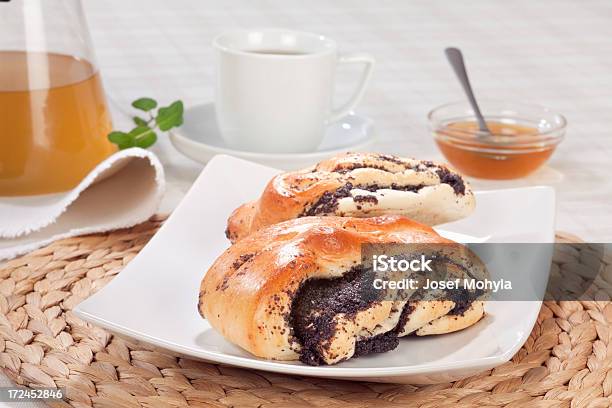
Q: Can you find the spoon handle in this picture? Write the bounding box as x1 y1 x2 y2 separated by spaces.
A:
444 47 489 133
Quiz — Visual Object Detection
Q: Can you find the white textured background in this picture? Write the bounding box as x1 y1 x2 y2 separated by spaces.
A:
2 0 612 405
86 0 612 241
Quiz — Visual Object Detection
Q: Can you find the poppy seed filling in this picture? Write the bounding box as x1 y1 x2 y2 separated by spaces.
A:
289 265 478 365
289 266 381 365
302 182 426 217
301 168 466 217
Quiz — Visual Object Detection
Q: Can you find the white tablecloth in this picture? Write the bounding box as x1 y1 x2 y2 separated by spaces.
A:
88 0 612 241
2 0 612 406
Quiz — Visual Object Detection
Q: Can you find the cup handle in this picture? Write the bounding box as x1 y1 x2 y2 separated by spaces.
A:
329 53 375 123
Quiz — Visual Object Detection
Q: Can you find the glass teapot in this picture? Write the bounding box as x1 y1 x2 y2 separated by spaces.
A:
0 0 115 196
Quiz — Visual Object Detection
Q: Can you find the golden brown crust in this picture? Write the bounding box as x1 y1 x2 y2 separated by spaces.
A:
200 215 486 364
226 152 475 242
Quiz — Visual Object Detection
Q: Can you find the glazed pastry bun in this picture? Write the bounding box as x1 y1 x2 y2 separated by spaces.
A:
226 152 475 243
200 215 487 366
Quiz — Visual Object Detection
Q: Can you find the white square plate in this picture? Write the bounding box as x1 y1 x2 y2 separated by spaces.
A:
74 155 556 384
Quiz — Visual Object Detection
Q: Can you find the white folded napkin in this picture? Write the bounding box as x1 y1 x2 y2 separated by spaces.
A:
0 148 165 261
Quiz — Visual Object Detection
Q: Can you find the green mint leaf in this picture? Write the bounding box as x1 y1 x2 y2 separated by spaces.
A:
107 98 184 151
108 131 132 145
129 126 158 148
132 97 158 112
133 116 148 127
135 131 157 148
129 125 153 137
156 100 184 131
117 141 135 150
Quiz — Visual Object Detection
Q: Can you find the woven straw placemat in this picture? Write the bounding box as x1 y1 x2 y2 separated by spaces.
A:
0 215 611 408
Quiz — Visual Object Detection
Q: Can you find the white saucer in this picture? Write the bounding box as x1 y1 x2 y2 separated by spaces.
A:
169 103 376 170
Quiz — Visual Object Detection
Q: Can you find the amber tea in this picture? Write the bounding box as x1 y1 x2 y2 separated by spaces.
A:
0 51 115 196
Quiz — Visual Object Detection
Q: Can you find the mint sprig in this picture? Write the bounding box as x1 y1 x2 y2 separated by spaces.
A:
108 98 184 150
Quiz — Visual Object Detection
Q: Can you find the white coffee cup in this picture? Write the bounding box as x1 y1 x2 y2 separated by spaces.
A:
213 29 374 153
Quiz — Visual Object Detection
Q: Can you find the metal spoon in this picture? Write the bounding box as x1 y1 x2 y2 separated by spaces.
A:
444 47 490 134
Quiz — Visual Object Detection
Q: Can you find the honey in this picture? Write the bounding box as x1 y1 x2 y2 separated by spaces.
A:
435 121 555 180
0 51 115 196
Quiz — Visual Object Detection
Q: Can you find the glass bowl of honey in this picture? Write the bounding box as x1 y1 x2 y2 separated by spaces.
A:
428 100 566 179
